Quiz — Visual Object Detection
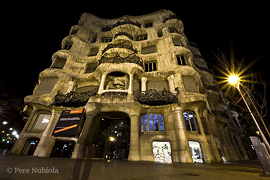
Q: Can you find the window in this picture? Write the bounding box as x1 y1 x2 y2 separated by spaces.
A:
101 37 112 43
145 61 157 72
183 111 200 133
141 114 164 132
35 78 58 95
176 55 186 65
173 38 182 46
144 22 153 28
141 45 157 54
89 48 99 56
169 27 178 33
157 30 163 37
102 27 111 32
135 34 147 41
182 76 198 93
63 41 73 50
90 35 97 43
70 29 78 35
51 57 67 69
32 111 51 131
147 80 168 91
85 63 97 73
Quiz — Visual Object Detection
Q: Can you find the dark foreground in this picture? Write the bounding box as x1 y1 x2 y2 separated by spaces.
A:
0 151 268 180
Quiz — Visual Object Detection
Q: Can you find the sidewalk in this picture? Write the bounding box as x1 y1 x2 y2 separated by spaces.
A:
0 152 268 180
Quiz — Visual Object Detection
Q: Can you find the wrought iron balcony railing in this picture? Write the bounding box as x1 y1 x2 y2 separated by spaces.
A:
54 87 99 107
133 88 179 105
98 53 143 68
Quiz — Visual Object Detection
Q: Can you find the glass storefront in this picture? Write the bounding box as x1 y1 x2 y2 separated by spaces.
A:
189 141 203 163
152 141 172 163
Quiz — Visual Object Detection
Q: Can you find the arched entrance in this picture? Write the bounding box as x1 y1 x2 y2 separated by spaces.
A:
93 112 130 160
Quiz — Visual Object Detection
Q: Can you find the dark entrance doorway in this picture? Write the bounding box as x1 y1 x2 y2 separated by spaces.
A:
21 138 40 155
50 140 76 158
93 112 130 160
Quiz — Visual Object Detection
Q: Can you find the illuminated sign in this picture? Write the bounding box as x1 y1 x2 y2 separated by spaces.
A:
52 109 84 137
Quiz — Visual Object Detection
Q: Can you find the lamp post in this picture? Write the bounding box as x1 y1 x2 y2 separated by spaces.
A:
228 75 270 154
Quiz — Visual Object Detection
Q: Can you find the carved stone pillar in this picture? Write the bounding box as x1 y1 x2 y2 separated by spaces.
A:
128 114 140 161
141 77 147 92
171 107 193 163
128 74 134 94
98 74 107 94
34 109 61 157
72 115 95 159
66 81 76 94
167 74 175 93
194 108 214 163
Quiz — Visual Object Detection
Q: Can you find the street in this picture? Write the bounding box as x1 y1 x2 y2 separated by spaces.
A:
0 150 268 180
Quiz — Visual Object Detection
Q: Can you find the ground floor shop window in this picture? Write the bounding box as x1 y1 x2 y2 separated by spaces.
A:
50 140 76 158
189 141 203 163
153 141 172 163
21 138 40 155
141 114 164 132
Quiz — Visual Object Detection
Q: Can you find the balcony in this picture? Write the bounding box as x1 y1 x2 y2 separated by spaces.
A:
98 53 143 68
133 88 179 105
54 88 99 107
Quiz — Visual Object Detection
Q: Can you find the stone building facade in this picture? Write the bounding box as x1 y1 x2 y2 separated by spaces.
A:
12 10 250 163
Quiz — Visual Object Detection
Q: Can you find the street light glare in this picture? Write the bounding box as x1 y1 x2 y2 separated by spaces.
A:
228 74 240 85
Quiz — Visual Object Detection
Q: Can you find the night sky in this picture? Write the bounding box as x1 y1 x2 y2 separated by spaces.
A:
2 2 270 103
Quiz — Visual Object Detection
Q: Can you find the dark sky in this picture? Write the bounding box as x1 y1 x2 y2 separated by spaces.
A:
2 2 269 99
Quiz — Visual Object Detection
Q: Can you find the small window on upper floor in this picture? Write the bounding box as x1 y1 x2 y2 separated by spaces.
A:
144 22 153 28
51 57 67 69
182 76 198 93
90 35 97 43
145 61 157 72
31 111 51 131
141 45 157 54
176 55 186 65
85 63 97 74
157 30 163 37
173 38 182 46
70 29 78 35
89 47 99 56
169 27 178 33
135 34 147 41
102 27 111 32
101 37 112 43
63 41 73 50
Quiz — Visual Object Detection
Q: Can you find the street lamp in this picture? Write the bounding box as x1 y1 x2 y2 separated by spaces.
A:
228 74 270 154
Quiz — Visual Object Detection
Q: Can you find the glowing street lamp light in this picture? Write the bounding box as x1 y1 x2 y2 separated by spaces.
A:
109 136 115 142
228 74 270 154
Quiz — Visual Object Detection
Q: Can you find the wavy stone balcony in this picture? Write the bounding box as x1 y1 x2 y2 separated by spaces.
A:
133 88 179 105
98 53 143 68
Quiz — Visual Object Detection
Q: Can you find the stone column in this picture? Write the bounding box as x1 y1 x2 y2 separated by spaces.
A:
141 77 147 92
171 107 193 163
216 122 232 161
66 81 76 94
194 108 214 163
128 114 140 161
34 108 61 157
128 74 134 94
72 115 95 159
223 127 239 161
203 110 223 163
98 74 107 94
167 74 175 93
234 134 249 160
11 106 38 155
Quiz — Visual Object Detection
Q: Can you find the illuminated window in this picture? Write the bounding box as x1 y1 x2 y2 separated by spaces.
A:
141 114 164 132
32 111 51 131
183 111 200 133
